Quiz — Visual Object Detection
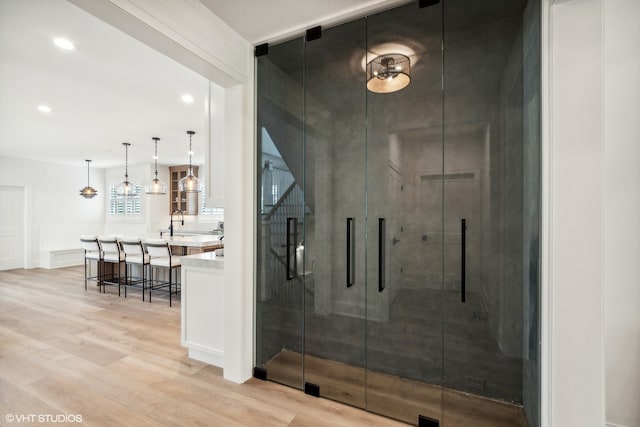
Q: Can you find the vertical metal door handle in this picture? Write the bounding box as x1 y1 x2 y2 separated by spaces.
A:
461 218 466 303
379 218 386 292
286 217 295 280
347 217 354 288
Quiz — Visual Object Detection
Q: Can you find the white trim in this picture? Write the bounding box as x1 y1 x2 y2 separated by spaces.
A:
23 184 33 268
540 1 552 426
188 346 224 368
598 0 608 425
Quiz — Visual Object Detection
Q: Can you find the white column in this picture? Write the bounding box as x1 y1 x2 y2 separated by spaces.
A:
549 0 605 425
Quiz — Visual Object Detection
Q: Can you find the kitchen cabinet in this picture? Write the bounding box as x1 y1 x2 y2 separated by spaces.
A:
169 165 199 215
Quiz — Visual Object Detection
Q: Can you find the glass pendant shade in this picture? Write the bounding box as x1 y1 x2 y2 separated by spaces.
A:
178 166 203 193
115 142 138 196
366 53 411 93
79 159 98 199
146 178 168 195
178 130 203 193
145 137 168 195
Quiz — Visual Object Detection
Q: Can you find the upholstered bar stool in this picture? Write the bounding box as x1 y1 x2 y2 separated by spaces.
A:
80 235 102 290
97 236 124 295
119 237 149 301
145 239 181 307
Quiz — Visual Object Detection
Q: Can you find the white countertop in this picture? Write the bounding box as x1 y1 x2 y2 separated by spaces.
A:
159 235 223 248
180 251 224 269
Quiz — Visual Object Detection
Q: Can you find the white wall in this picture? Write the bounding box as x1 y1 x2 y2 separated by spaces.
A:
103 162 155 237
603 0 640 426
0 155 223 269
0 156 105 267
549 0 605 425
549 0 640 426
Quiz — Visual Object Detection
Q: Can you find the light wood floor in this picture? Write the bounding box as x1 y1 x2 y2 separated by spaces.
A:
265 350 528 427
0 266 406 427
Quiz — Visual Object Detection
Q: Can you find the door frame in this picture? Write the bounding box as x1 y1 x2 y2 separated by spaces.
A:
0 185 31 270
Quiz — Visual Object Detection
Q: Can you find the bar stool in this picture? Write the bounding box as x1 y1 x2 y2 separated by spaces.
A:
80 235 101 290
119 237 149 301
145 239 181 306
97 236 124 295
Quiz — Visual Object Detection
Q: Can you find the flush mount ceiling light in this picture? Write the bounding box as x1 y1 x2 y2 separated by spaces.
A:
37 105 52 113
145 137 167 195
178 130 203 193
79 159 98 199
53 38 74 50
181 94 194 104
366 53 411 94
115 142 137 196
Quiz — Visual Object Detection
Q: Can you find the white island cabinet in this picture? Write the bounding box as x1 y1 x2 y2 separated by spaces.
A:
180 252 224 367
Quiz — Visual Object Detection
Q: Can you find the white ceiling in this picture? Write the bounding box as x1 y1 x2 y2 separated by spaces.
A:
199 0 408 44
0 0 409 170
0 0 209 169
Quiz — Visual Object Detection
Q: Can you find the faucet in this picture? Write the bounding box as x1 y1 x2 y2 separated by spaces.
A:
169 209 184 237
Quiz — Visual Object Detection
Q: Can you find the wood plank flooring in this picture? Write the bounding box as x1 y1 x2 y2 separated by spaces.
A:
0 266 406 427
264 350 529 427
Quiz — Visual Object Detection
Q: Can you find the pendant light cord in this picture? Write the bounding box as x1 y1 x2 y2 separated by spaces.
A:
186 130 195 174
153 137 160 179
188 132 193 171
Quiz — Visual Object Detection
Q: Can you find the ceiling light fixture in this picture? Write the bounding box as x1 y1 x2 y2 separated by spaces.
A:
115 142 137 196
37 105 52 113
366 53 411 93
181 94 194 104
53 38 75 50
145 137 167 195
79 159 98 199
178 130 202 193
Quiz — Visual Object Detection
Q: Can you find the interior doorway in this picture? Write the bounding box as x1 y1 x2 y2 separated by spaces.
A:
0 186 25 270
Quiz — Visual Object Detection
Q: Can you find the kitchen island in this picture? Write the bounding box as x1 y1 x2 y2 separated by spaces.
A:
180 251 224 367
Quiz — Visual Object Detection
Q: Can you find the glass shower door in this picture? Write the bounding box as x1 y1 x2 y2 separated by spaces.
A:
302 18 368 407
364 2 444 424
255 37 305 389
441 1 540 426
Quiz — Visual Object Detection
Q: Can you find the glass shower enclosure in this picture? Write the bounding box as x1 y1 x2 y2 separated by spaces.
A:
255 1 540 426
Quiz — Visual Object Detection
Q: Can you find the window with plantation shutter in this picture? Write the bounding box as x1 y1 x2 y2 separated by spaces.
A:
108 185 142 216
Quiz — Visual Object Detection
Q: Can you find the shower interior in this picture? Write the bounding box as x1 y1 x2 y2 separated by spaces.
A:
255 1 540 426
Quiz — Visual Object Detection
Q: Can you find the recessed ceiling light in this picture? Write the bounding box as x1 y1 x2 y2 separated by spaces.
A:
38 105 52 113
53 38 75 50
181 94 194 104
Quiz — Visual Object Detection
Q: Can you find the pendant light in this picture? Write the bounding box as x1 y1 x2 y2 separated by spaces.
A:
79 159 98 199
115 142 137 196
366 53 411 93
178 130 203 193
145 137 167 195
